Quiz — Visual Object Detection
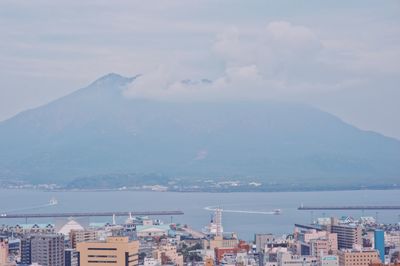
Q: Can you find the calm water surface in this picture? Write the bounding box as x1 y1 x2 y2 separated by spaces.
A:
0 189 399 240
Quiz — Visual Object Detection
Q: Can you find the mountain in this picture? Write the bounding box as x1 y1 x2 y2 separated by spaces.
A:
0 73 399 190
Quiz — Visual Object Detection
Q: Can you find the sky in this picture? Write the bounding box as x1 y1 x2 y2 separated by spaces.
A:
1 0 400 139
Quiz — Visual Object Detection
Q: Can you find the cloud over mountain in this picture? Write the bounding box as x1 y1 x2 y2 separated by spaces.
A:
123 21 389 103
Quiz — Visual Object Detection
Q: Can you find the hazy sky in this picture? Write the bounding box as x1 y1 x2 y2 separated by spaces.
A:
1 0 400 139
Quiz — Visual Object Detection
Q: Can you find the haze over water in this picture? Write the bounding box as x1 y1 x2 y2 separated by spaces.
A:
0 189 399 240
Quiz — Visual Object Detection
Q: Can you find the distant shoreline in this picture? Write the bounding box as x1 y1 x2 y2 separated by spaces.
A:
1 186 399 194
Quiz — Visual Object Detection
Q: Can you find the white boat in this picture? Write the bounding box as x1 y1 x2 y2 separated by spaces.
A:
49 197 58 205
273 209 282 215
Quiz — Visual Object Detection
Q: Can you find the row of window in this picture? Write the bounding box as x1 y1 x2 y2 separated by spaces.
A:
88 260 117 263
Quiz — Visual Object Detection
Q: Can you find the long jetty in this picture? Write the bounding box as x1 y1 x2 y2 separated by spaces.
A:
0 210 184 219
298 206 400 210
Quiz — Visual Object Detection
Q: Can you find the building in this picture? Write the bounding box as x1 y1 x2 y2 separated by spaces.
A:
0 238 8 265
374 230 385 263
65 249 79 266
277 252 318 266
152 243 183 266
255 234 276 253
69 229 98 249
143 257 161 266
20 236 32 265
58 219 85 236
215 247 245 265
204 233 240 251
385 231 400 246
294 227 337 257
214 240 250 264
77 236 139 266
337 249 380 266
203 208 224 237
320 255 339 266
309 234 338 258
136 225 170 238
14 224 55 234
30 234 65 266
329 223 362 249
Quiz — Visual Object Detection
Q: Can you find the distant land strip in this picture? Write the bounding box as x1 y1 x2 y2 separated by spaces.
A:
298 205 400 210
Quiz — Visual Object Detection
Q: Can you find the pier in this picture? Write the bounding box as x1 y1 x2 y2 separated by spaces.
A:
0 210 184 219
298 205 400 210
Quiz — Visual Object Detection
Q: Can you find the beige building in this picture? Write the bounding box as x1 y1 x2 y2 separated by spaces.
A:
277 252 318 266
77 236 139 266
69 229 98 249
153 243 183 266
338 250 380 266
0 239 8 265
385 231 400 246
310 233 338 258
294 228 338 257
204 235 239 250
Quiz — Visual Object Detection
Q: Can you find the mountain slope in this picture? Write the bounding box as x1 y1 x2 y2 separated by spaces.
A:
0 73 399 188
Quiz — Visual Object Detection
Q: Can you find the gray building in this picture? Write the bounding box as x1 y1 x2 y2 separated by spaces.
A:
65 249 79 266
31 234 65 266
255 233 276 253
20 236 32 265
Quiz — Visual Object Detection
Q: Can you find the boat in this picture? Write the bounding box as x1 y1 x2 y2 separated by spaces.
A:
273 209 282 215
49 197 58 206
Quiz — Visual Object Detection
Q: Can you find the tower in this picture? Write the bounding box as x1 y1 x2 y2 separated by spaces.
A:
215 208 223 237
374 229 385 263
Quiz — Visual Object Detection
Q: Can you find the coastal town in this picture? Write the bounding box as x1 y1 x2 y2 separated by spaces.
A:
1 1 399 266
0 207 399 266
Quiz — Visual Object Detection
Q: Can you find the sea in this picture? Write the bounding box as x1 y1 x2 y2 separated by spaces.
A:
0 189 399 240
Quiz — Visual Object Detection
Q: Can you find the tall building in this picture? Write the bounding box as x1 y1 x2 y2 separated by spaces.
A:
374 230 385 263
69 229 98 249
203 208 224 236
65 249 79 266
31 234 65 266
337 249 379 266
0 238 9 265
215 208 223 237
77 236 139 266
20 236 32 265
329 223 362 249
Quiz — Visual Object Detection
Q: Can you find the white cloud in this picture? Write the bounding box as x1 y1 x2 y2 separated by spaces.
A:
123 21 367 101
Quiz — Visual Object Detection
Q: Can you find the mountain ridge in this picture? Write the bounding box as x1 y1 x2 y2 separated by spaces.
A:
0 73 399 189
